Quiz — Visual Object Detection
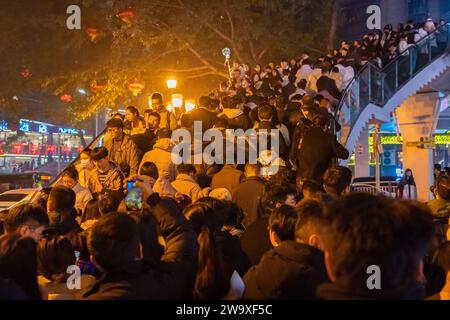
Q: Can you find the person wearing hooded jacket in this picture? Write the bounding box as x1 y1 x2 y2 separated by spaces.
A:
219 95 251 130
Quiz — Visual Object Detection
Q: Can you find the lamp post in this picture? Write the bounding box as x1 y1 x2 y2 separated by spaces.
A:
167 78 177 90
222 48 232 86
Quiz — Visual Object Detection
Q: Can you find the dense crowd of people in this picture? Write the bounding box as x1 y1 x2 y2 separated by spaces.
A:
0 17 449 300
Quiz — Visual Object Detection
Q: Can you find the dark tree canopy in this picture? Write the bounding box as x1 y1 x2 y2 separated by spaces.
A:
0 0 336 126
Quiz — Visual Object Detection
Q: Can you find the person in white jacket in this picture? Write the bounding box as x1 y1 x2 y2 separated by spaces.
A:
61 166 93 214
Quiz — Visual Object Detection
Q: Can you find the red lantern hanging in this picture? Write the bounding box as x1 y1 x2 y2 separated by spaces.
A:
21 68 31 79
85 28 99 42
118 9 134 24
128 80 144 96
60 94 72 103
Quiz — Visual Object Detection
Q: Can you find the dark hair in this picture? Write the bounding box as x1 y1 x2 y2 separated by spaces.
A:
140 162 159 179
0 233 41 300
323 166 353 196
195 197 229 228
147 111 161 121
81 199 101 222
195 174 211 189
258 105 273 121
199 96 211 108
98 191 122 216
37 236 75 283
295 199 324 243
434 163 442 171
4 204 49 234
128 210 164 261
184 203 230 299
81 148 92 157
91 147 109 161
150 92 163 102
177 163 196 175
126 106 139 116
297 79 307 90
49 186 76 213
157 128 172 139
426 241 450 296
261 182 297 215
106 118 124 129
87 212 139 271
321 194 434 292
62 166 79 181
269 205 298 241
301 180 323 197
436 175 450 200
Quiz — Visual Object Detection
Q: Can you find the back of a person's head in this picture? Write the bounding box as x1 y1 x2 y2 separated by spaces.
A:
300 180 323 198
323 166 353 196
48 186 76 213
91 146 109 161
245 163 262 177
98 191 122 216
302 95 314 107
106 118 124 129
62 166 79 181
436 175 450 201
139 162 159 179
37 236 75 282
195 174 212 189
269 205 298 242
157 128 172 139
321 193 434 293
297 79 307 90
195 197 228 228
435 163 442 172
87 212 139 271
0 233 40 299
295 199 325 244
261 182 296 214
199 96 211 109
4 204 49 234
258 104 273 121
177 163 196 175
81 199 101 223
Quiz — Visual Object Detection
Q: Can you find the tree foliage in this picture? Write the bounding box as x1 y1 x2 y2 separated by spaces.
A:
0 0 335 127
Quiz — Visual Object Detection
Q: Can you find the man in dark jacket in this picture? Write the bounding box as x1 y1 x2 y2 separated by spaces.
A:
219 95 252 130
181 96 220 131
83 195 198 300
296 114 349 184
316 67 341 99
232 163 266 226
46 186 82 236
243 199 329 299
240 182 297 266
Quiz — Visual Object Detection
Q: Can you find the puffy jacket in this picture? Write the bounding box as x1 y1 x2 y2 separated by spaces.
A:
103 134 141 177
219 109 252 130
139 138 177 182
211 165 244 193
88 163 125 194
232 176 266 227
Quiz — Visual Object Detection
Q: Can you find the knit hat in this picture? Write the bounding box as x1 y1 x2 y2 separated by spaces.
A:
209 188 232 201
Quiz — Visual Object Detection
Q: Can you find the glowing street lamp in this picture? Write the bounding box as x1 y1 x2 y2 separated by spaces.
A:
166 102 173 112
167 79 177 89
172 94 183 108
185 99 196 112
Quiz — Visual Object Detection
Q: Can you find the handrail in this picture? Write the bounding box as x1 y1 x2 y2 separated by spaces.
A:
336 22 450 117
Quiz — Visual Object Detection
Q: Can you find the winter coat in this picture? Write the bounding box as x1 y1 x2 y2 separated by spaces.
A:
158 109 178 131
317 75 341 99
103 134 141 177
232 176 266 227
171 174 202 203
219 109 252 131
427 199 450 219
296 126 349 183
211 165 244 193
240 216 272 266
216 231 252 278
139 138 177 182
243 241 329 300
181 107 220 130
88 163 125 194
83 197 198 300
38 274 97 300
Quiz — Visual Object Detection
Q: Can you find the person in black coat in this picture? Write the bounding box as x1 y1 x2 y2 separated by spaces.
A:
316 67 341 99
180 96 220 131
296 115 349 184
232 163 267 227
83 195 198 300
240 182 297 266
243 199 329 300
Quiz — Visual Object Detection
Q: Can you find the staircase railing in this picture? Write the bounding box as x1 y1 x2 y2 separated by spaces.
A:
336 23 450 148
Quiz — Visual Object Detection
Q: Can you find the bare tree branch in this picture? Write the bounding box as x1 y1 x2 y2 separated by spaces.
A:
224 0 235 40
185 71 228 79
163 66 211 73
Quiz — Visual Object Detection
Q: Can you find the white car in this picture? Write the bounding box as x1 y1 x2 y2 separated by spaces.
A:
0 189 38 213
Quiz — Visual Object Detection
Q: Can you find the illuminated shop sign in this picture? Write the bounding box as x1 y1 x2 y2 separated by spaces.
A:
370 135 450 146
0 120 8 131
14 119 85 135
